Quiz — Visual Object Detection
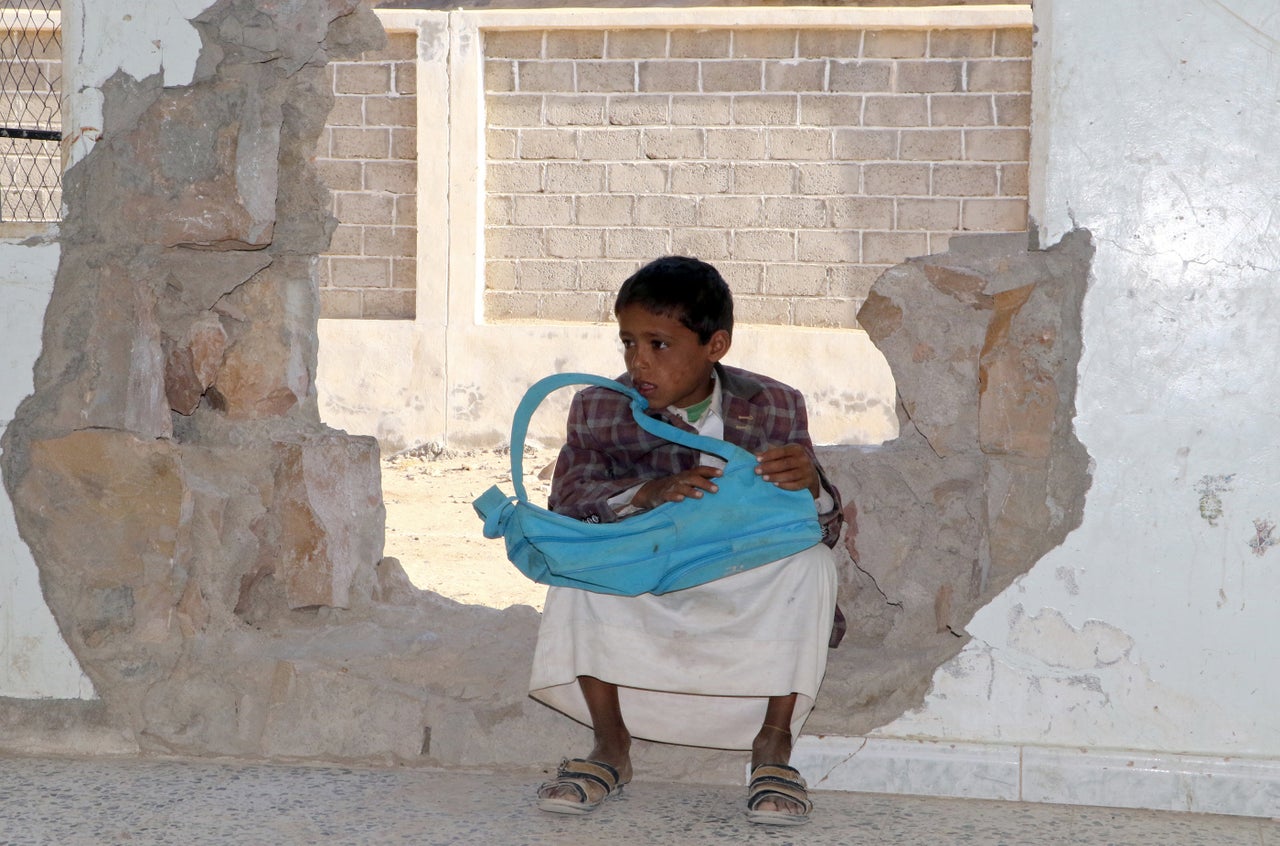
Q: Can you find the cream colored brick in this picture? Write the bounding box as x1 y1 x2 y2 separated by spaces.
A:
706 128 766 160
995 29 1033 58
733 30 797 59
763 197 826 228
547 227 607 258
698 196 762 228
863 230 928 264
733 230 795 261
361 288 416 319
767 128 830 160
579 260 641 291
828 196 894 229
899 129 963 161
608 162 669 193
672 94 732 125
331 256 390 287
720 262 766 295
967 59 1032 93
580 128 643 160
964 128 1030 162
336 191 394 224
483 291 541 321
335 63 390 95
327 223 361 254
545 162 607 193
393 62 416 96
327 95 362 127
671 228 731 260
488 161 543 193
486 94 542 127
638 60 699 92
932 163 999 196
486 260 518 290
795 230 860 263
391 128 416 159
332 127 390 159
731 162 795 194
797 163 861 195
864 30 927 59
366 96 415 128
798 30 862 61
833 128 897 160
764 60 825 92
514 195 575 226
635 194 697 226
518 259 579 291
799 94 862 127
929 29 994 59
794 297 858 329
864 95 929 127
994 93 1031 127
320 289 362 319
546 31 605 60
579 61 637 93
897 197 960 230
391 258 416 290
542 292 612 322
485 59 515 92
365 161 416 194
576 195 633 226
518 60 575 93
930 94 994 127
897 60 964 94
485 31 543 60
734 295 790 325
999 163 1029 196
486 195 512 225
671 30 731 59
702 60 763 92
545 94 606 126
317 159 361 191
365 226 416 258
865 162 930 195
520 128 578 160
642 127 704 159
395 196 417 227
670 162 731 194
732 94 797 126
488 226 546 259
764 263 827 296
829 59 893 93
961 198 1028 231
486 128 519 160
829 263 884 299
607 30 668 60
606 227 669 259
608 95 669 126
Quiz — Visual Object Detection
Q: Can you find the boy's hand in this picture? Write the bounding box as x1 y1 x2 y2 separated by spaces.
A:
755 444 821 498
636 467 722 509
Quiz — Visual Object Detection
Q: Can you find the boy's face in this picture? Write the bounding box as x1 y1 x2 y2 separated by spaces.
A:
617 304 730 410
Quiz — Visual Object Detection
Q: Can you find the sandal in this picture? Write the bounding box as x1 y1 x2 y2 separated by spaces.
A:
536 758 625 815
746 763 813 826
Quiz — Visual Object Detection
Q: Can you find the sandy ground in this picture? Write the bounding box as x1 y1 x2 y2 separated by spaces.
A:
381 444 560 612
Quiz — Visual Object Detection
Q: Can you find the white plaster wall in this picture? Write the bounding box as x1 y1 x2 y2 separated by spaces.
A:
0 238 93 698
877 0 1280 758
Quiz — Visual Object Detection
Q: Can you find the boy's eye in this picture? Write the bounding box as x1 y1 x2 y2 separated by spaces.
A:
620 339 634 348
652 340 668 350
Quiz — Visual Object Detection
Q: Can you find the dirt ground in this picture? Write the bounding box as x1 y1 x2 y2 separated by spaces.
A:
381 444 561 612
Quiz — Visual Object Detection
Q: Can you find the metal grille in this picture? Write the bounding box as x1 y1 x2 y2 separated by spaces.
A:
1 0 61 223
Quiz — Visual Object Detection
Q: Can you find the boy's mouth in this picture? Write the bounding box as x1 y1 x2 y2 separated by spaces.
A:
633 380 657 396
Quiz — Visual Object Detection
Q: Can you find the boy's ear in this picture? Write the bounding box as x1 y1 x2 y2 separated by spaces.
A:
706 329 731 362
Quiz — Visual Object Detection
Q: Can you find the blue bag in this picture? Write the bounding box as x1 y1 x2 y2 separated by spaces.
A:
472 373 822 596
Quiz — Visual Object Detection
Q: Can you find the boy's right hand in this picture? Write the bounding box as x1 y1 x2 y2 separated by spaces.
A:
635 467 722 509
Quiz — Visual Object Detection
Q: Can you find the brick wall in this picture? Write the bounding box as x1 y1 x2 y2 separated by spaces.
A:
316 31 417 320
483 26 1030 328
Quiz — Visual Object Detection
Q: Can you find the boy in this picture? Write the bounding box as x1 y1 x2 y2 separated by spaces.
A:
530 256 843 825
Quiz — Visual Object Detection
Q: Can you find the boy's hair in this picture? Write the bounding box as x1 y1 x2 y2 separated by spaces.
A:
614 255 734 343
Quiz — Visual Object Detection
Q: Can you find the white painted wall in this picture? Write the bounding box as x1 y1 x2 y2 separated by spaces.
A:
803 0 1280 817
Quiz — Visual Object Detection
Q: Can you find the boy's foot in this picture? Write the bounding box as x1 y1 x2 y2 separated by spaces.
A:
746 763 813 826
536 757 629 815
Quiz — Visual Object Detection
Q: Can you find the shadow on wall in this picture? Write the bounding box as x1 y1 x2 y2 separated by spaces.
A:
0 0 1091 768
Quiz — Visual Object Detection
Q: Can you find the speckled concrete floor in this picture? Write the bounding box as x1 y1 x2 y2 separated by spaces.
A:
0 755 1275 846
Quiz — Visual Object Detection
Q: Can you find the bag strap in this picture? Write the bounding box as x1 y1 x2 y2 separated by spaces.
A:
508 372 748 501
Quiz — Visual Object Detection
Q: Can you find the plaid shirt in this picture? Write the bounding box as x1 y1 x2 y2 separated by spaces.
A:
548 364 844 547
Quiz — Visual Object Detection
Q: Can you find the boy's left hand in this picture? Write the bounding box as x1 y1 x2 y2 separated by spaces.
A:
755 444 821 498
